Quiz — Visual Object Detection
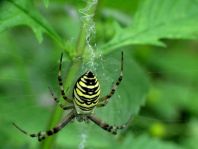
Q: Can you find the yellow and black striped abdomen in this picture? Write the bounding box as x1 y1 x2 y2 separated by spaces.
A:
73 71 100 114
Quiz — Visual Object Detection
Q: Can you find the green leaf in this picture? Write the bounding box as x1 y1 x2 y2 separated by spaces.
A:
148 81 198 119
146 46 198 118
0 0 65 48
118 134 184 149
95 50 149 124
150 48 198 83
56 49 149 148
101 0 198 54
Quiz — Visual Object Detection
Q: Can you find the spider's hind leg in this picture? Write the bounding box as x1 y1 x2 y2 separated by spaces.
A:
12 110 75 141
12 122 44 141
88 114 129 135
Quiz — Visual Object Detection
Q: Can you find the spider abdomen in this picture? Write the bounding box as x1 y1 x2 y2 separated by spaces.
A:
73 71 100 114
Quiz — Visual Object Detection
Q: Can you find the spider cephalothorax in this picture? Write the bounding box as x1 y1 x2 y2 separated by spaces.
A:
13 51 129 141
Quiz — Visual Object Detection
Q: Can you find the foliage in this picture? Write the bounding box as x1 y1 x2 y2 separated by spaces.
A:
0 0 197 149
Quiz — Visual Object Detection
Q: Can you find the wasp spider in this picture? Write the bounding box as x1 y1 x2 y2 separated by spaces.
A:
13 51 130 141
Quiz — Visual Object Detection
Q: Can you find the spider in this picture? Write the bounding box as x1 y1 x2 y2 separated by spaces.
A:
13 51 130 141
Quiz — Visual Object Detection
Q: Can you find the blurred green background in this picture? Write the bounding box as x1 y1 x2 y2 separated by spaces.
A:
0 0 198 149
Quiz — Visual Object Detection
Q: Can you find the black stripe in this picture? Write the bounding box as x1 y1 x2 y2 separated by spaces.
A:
74 95 99 106
38 132 41 137
78 105 94 111
75 93 99 101
75 83 99 94
30 134 36 137
79 78 97 85
79 83 99 90
53 128 59 133
107 95 111 98
85 71 95 78
74 96 85 104
74 100 95 111
73 88 99 103
47 130 53 136
80 77 87 83
58 77 61 81
77 85 99 95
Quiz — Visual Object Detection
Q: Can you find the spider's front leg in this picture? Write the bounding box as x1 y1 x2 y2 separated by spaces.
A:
97 51 123 107
13 110 75 141
88 114 128 135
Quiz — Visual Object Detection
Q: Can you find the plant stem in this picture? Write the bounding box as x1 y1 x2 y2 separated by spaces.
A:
40 1 98 148
40 60 82 149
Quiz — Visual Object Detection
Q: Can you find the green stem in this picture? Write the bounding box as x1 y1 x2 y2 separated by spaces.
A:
40 1 98 148
40 60 82 149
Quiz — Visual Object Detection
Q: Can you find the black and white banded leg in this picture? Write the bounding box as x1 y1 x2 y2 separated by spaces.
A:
88 115 127 135
12 110 75 141
98 51 123 107
58 53 73 103
48 87 74 110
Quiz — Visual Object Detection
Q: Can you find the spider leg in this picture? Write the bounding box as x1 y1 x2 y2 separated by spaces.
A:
88 114 128 135
12 110 75 141
98 51 123 107
96 102 107 107
48 87 74 110
58 53 73 103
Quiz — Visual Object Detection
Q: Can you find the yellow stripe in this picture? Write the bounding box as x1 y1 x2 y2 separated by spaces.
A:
83 76 88 79
94 90 100 96
81 77 87 83
74 97 98 108
74 97 85 107
85 84 98 89
74 89 84 103
74 88 100 103
76 88 100 98
79 81 99 89
88 82 99 89
95 85 100 92
77 82 86 92
79 81 88 88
